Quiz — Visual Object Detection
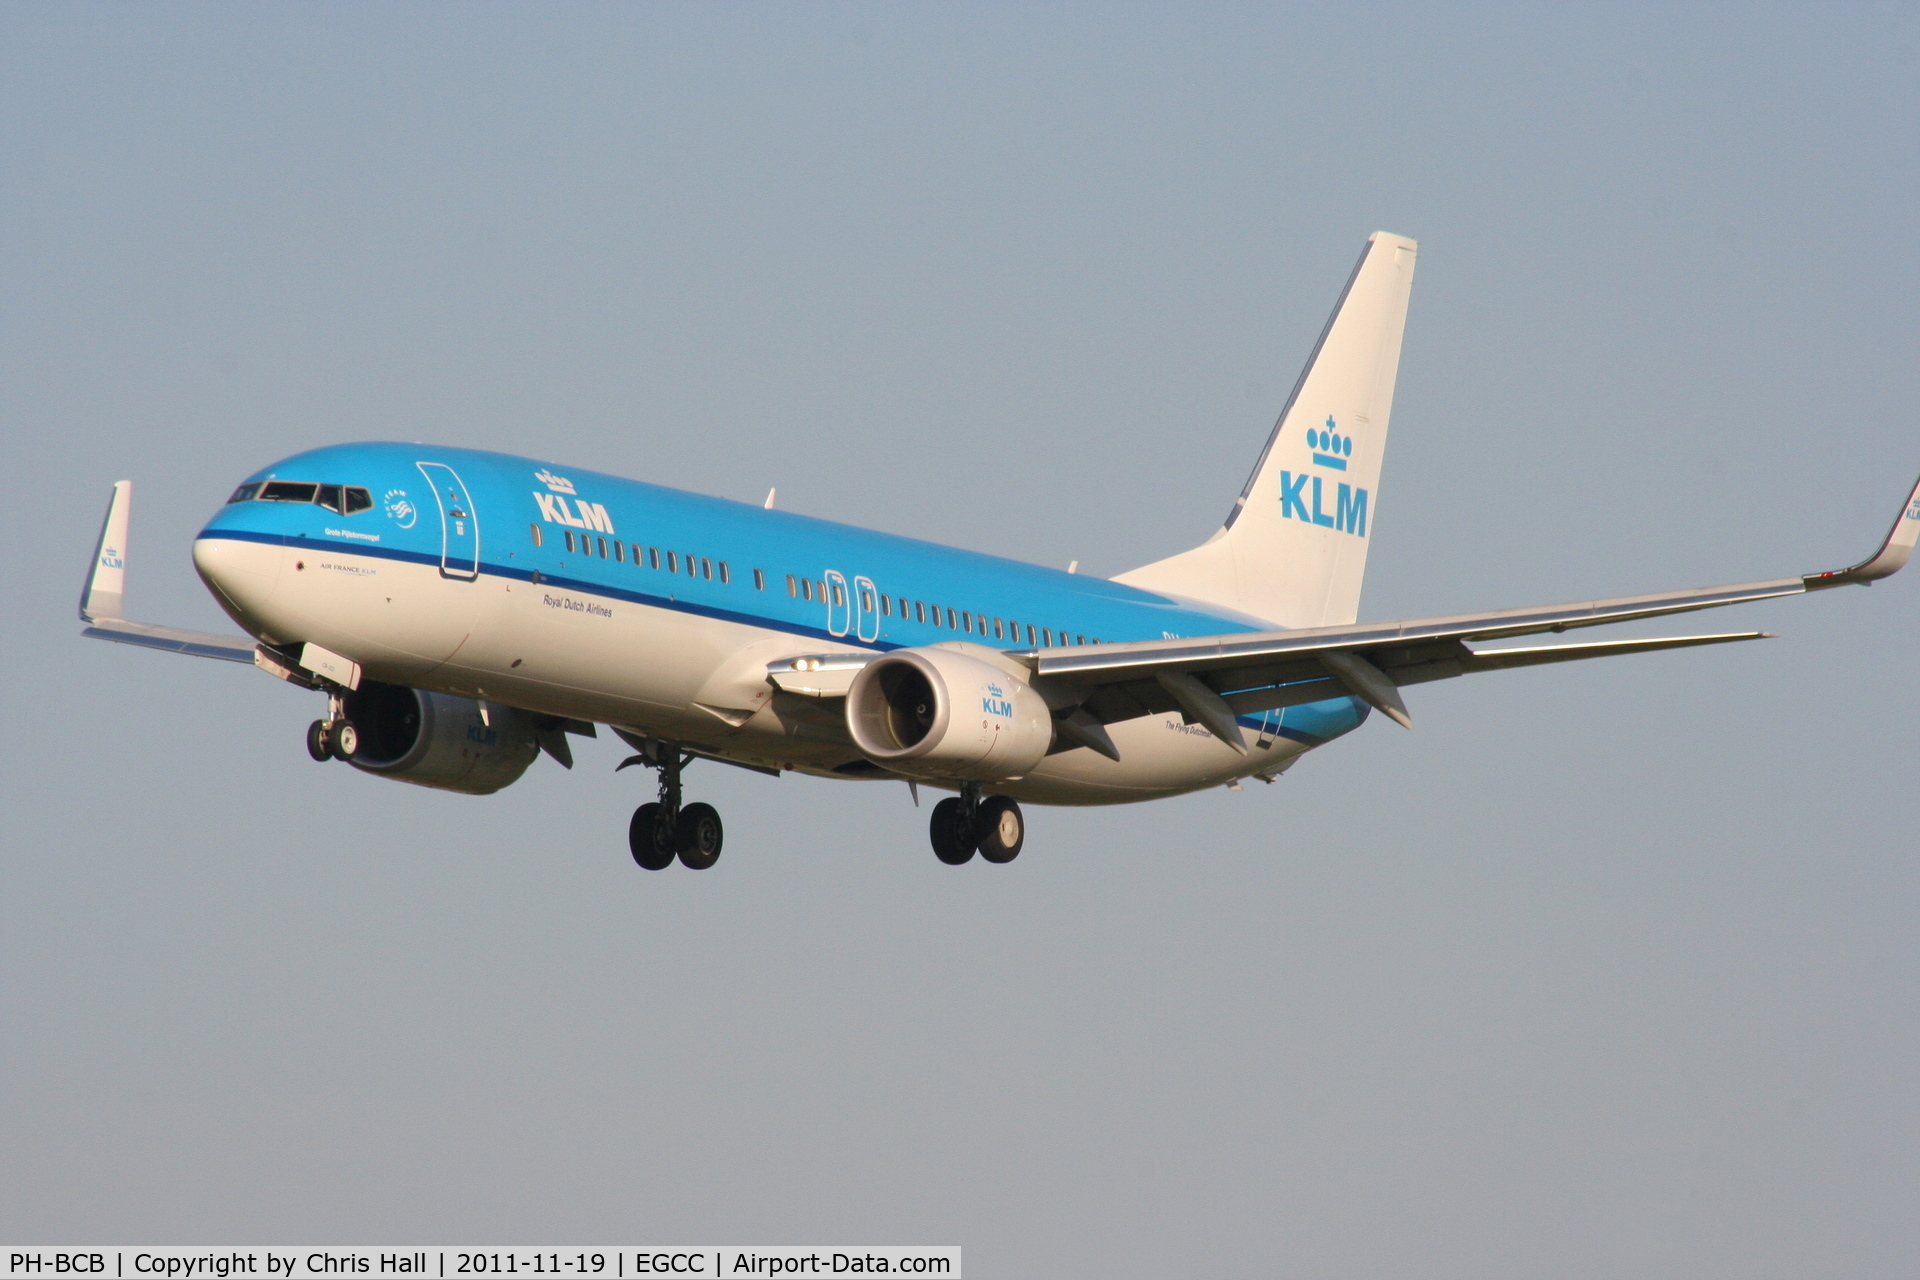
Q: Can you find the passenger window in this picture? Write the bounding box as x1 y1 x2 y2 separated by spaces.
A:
666 550 677 572
687 553 698 577
815 580 826 600
597 537 608 558
993 618 1003 639
961 612 972 633
862 589 874 613
260 481 318 503
530 524 543 547
880 595 890 616
614 541 624 563
914 601 924 623
1042 629 1052 647
753 568 765 590
701 558 712 580
316 485 344 513
801 579 812 601
787 574 798 597
565 531 576 553
1076 634 1085 646
945 607 956 629
719 562 730 584
649 547 660 569
831 582 845 607
226 482 262 504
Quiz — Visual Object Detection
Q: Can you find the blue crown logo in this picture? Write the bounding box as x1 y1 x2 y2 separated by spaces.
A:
1305 416 1352 470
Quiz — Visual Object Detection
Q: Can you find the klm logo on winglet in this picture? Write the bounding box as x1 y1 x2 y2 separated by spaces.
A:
532 470 615 535
99 545 123 570
1278 415 1367 536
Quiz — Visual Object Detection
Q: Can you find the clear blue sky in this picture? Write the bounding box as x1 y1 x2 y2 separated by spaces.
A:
4 5 1916 1275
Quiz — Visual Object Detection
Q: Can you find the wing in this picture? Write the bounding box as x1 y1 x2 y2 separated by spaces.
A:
1031 472 1920 749
80 481 257 664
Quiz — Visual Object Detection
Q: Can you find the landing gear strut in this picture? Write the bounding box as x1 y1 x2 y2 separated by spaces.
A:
930 784 1023 865
625 741 724 871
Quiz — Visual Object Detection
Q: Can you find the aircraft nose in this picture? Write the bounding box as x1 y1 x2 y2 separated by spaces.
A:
193 534 283 630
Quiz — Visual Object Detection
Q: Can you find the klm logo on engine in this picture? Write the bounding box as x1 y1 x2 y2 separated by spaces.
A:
531 469 615 535
1278 415 1367 536
982 682 1014 718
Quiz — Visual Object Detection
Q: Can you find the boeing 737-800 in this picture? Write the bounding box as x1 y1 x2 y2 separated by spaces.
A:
79 233 1920 869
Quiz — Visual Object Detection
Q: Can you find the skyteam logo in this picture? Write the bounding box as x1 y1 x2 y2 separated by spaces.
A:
383 489 417 529
1278 414 1367 536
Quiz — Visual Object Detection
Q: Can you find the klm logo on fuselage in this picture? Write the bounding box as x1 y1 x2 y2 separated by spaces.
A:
1279 415 1367 536
531 469 615 534
534 491 616 534
982 681 1014 718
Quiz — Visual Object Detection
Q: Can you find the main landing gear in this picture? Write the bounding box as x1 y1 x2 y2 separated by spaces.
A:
626 743 724 871
929 783 1024 866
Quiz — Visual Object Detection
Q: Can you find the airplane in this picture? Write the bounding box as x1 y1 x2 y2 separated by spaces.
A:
78 231 1920 870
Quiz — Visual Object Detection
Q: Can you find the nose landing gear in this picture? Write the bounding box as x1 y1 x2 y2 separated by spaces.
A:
306 693 358 762
622 741 724 870
930 784 1024 865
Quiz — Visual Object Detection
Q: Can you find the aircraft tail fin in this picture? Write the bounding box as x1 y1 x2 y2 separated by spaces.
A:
1114 232 1417 627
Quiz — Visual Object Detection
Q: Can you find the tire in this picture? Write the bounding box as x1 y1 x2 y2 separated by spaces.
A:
306 719 332 762
976 796 1024 863
676 802 724 870
328 719 359 760
628 803 676 870
930 797 976 865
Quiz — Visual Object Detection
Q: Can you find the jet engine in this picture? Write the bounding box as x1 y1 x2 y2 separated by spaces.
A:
845 645 1052 780
339 681 541 795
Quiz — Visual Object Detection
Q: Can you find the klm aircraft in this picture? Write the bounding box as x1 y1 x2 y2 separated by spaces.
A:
79 233 1920 869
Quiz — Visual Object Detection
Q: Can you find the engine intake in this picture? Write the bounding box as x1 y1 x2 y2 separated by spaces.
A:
845 645 1052 780
341 682 540 795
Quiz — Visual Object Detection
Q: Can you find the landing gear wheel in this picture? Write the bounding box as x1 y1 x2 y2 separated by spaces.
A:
930 798 977 865
628 803 676 870
976 796 1024 863
306 719 333 762
327 719 359 761
675 802 723 869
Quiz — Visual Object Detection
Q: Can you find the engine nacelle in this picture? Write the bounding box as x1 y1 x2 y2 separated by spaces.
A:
340 682 540 795
845 644 1053 780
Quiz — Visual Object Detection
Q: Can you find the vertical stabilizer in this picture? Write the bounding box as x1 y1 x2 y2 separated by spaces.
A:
1114 232 1416 627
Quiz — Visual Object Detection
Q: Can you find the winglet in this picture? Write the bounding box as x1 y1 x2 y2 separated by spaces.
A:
81 481 132 622
1804 472 1920 590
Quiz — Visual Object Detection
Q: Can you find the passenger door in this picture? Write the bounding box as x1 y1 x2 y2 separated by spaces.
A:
416 462 480 581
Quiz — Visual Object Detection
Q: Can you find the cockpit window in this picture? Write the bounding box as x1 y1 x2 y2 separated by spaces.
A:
235 481 375 515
